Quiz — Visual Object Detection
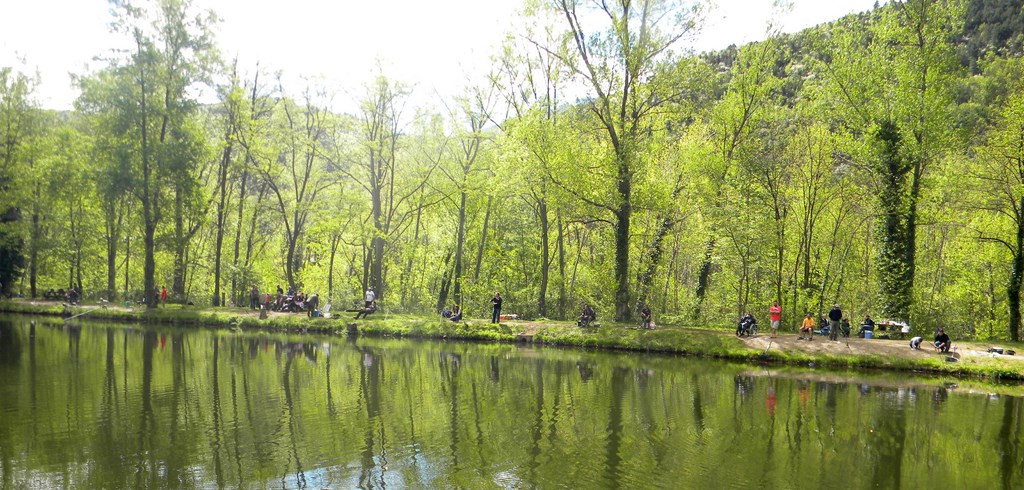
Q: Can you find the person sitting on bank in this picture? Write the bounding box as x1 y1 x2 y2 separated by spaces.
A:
817 315 830 337
738 312 758 337
450 304 463 322
800 313 815 340
355 300 377 319
578 304 596 327
640 305 653 329
909 336 923 350
857 315 876 337
934 328 951 353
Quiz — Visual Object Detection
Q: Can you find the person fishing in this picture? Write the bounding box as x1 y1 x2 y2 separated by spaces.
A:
490 292 502 323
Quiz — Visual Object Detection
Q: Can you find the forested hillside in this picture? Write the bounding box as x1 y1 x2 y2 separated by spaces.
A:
3 0 1024 340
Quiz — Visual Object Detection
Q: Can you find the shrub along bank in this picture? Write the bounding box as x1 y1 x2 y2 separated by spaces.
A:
3 300 1023 381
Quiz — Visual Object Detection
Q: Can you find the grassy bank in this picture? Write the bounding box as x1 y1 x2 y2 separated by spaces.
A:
3 299 1023 381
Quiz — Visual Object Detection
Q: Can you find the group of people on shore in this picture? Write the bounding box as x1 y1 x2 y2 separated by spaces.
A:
752 302 956 353
795 304 876 341
909 329 951 353
437 296 661 331
246 284 319 317
440 292 504 323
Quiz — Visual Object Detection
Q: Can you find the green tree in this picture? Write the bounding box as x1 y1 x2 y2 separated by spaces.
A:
347 76 409 301
819 0 965 322
88 0 218 307
693 39 782 318
0 67 38 297
543 0 704 321
209 63 243 306
974 70 1024 341
243 87 333 289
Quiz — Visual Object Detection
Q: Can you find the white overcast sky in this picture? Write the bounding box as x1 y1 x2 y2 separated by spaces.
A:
1 0 880 111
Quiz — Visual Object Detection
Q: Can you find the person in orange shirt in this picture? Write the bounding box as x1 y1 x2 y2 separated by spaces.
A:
768 301 782 338
800 312 815 340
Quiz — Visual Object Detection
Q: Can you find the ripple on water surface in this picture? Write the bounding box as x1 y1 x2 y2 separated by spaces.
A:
1 316 1023 489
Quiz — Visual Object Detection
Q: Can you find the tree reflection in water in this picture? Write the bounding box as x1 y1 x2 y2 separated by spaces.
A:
0 316 1022 488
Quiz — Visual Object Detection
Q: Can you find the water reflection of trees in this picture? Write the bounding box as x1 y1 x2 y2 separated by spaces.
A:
0 318 1023 488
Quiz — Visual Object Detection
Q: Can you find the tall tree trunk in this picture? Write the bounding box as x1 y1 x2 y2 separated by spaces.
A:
613 148 632 321
124 235 130 293
242 183 265 286
104 208 122 300
557 211 567 319
452 190 467 307
231 169 247 305
693 238 716 319
172 189 186 297
106 231 117 299
875 121 912 321
70 200 83 294
987 262 997 338
284 215 304 289
904 160 922 312
361 243 370 293
139 47 158 310
370 175 384 300
817 216 841 315
661 235 680 311
401 199 424 308
775 209 785 305
636 174 686 314
1009 201 1024 342
635 215 671 313
537 197 549 317
328 232 340 303
212 129 232 306
473 196 492 281
143 219 156 310
28 186 39 298
435 249 453 313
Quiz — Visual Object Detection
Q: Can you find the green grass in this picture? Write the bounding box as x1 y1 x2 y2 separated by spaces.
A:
4 299 1024 381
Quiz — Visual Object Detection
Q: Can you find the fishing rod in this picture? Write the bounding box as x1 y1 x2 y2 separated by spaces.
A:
63 305 106 322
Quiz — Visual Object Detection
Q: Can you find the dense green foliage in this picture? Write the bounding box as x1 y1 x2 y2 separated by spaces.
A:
3 0 1024 340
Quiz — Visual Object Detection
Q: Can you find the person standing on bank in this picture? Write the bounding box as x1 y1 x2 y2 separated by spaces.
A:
306 293 319 317
364 288 375 308
828 304 843 341
160 286 168 307
768 301 781 338
490 292 502 323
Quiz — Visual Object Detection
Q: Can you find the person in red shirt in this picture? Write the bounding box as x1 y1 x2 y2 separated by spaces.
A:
768 301 782 338
160 286 168 307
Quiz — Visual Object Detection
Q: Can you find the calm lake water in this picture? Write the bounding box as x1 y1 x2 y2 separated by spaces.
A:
0 314 1022 489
